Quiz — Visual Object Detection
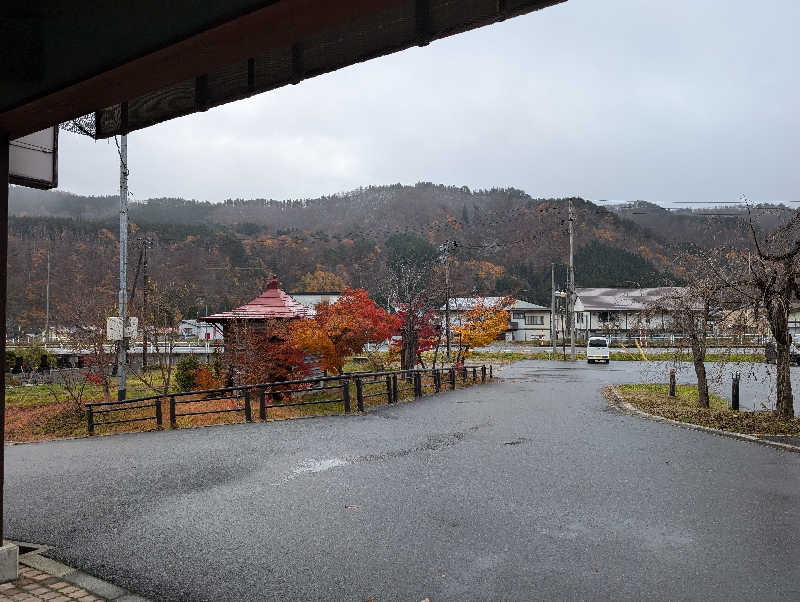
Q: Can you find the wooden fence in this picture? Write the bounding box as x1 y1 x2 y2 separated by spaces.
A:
86 365 493 435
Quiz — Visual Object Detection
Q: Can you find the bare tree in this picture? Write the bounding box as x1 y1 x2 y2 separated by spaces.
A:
384 234 443 370
55 285 116 403
738 213 800 418
648 252 732 408
128 281 191 396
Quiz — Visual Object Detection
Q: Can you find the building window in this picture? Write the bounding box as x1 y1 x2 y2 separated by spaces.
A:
513 312 524 320
576 312 584 324
525 315 544 326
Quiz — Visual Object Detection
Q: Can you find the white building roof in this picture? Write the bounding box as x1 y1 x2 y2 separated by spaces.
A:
442 297 547 311
289 292 342 309
575 287 687 311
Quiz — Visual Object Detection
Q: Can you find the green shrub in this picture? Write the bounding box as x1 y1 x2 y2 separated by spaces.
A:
16 345 56 371
175 356 201 391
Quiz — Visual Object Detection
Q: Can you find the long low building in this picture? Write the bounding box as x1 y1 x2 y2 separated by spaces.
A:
574 287 686 337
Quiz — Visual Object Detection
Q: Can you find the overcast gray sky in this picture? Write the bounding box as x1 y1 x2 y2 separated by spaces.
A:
57 0 799 206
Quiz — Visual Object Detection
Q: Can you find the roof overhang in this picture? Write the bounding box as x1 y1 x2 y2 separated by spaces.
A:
0 0 565 140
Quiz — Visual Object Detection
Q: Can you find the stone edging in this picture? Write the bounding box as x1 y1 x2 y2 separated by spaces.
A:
602 386 800 454
18 548 149 601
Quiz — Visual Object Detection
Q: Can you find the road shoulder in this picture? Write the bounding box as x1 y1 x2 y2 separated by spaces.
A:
603 385 800 454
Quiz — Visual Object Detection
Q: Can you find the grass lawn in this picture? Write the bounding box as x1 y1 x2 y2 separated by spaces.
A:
6 370 174 409
614 383 800 436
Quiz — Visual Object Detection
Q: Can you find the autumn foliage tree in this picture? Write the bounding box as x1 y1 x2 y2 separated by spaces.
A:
290 288 399 374
391 309 440 368
224 319 310 386
453 297 513 363
298 269 347 292
384 234 443 370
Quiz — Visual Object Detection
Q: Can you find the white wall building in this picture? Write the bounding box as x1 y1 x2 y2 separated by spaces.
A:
440 297 551 342
573 287 686 338
289 292 342 312
177 319 223 340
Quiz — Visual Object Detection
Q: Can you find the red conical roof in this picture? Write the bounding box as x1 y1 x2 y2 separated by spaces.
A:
203 276 313 321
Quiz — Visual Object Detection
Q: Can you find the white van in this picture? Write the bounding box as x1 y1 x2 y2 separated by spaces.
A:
587 337 610 363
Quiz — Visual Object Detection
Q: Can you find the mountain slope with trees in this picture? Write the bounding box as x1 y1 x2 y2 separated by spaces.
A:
7 183 741 334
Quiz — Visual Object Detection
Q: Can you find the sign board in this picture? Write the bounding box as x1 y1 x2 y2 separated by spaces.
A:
107 317 138 341
9 127 58 189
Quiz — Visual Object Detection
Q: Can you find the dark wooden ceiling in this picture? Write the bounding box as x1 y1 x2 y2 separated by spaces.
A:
0 0 565 140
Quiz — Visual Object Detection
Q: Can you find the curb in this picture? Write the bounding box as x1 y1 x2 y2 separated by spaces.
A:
602 386 800 454
18 548 149 601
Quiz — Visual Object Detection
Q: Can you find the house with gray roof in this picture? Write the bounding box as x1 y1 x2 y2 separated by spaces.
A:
440 297 551 343
289 292 342 311
574 287 687 337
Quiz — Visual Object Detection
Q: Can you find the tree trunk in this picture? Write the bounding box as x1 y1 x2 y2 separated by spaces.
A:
692 354 709 408
400 320 417 371
689 311 709 409
401 333 417 371
775 339 794 418
768 306 794 418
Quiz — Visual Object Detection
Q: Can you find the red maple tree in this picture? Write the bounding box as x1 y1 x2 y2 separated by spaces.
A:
290 288 400 374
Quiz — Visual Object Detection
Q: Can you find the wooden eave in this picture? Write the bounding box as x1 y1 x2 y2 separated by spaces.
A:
0 0 565 139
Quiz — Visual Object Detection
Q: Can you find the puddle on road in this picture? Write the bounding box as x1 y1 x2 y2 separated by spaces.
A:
279 458 349 484
278 422 492 483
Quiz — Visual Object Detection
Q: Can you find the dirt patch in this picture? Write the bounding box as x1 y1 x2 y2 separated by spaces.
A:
6 402 86 442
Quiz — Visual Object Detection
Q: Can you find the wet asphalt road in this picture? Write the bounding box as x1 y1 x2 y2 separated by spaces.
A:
7 361 800 601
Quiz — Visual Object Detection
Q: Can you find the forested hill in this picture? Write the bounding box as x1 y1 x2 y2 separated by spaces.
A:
7 183 757 332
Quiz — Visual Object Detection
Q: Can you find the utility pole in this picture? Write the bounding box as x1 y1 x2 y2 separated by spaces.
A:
439 240 457 359
141 237 150 370
445 255 451 358
2 131 11 548
44 249 50 344
550 262 556 353
117 134 128 400
568 198 576 360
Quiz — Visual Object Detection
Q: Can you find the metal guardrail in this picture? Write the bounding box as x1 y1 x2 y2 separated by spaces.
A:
85 365 492 435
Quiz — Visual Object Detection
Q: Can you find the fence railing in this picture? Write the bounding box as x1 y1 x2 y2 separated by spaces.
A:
85 364 493 435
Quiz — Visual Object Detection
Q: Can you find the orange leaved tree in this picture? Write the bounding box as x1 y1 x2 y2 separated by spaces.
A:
453 297 513 364
290 288 400 374
224 319 311 386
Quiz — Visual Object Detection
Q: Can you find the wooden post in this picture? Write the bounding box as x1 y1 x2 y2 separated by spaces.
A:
489 365 493 379
731 372 740 411
386 375 393 403
244 390 252 422
392 374 399 402
169 395 177 428
669 368 676 397
449 368 456 390
433 369 440 393
87 406 95 435
481 365 486 383
155 398 163 428
472 367 477 383
414 372 422 398
1 132 8 544
355 377 364 412
342 377 351 413
259 387 267 420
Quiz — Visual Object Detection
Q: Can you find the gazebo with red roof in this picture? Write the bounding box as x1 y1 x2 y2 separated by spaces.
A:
202 275 313 343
